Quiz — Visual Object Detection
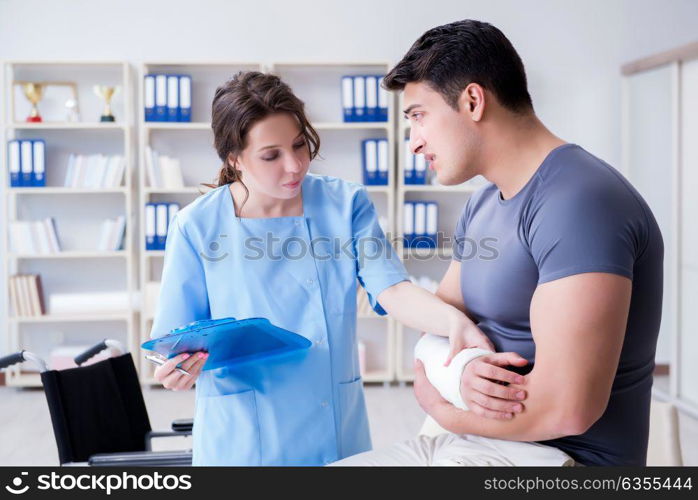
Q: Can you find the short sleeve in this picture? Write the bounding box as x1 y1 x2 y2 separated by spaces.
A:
149 214 210 338
452 200 471 262
352 188 409 315
527 187 642 285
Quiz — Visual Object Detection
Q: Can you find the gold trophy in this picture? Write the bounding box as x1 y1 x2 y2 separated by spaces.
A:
94 85 118 122
22 83 44 122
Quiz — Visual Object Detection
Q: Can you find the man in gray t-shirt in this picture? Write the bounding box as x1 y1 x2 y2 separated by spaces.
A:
452 143 662 465
333 20 662 467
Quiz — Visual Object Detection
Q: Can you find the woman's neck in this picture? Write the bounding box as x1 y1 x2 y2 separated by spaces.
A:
229 181 303 218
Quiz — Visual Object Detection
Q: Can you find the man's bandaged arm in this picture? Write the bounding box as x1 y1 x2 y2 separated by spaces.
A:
418 273 632 442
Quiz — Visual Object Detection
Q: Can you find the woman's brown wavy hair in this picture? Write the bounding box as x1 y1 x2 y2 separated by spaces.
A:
202 71 320 210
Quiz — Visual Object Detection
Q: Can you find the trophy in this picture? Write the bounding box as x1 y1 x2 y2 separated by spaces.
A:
22 83 44 122
94 85 118 122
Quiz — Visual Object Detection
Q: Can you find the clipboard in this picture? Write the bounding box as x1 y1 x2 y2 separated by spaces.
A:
141 317 312 370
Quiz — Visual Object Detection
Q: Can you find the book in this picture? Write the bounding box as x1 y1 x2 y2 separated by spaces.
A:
8 218 61 255
9 274 46 317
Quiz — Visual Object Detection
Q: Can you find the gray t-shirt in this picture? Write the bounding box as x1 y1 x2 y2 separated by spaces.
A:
453 143 663 466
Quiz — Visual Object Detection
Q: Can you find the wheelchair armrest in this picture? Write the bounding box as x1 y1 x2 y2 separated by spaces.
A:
145 429 192 451
89 450 192 467
171 418 193 433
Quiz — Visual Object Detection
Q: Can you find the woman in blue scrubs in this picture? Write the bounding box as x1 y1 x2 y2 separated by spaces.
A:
150 71 493 466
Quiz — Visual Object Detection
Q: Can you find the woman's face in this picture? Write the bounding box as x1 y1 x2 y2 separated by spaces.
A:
230 112 311 199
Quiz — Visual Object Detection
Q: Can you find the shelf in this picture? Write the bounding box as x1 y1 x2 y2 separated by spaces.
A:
6 373 42 388
361 371 392 383
6 122 127 130
7 187 128 194
8 251 128 259
10 313 132 324
144 122 210 130
144 61 262 68
312 122 391 131
144 187 207 194
402 185 479 193
145 250 166 258
272 61 392 68
3 59 136 388
402 246 453 258
364 185 391 193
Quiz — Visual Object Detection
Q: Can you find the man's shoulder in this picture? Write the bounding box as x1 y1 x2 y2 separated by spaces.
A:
531 145 650 221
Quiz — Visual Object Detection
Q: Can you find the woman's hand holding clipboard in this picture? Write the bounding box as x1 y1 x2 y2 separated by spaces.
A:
143 317 312 371
151 350 209 391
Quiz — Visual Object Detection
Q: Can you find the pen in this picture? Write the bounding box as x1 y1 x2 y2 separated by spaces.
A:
144 354 191 376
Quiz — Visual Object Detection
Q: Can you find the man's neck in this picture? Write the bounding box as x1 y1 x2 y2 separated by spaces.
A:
479 115 566 200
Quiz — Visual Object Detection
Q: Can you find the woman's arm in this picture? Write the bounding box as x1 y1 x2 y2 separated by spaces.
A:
377 281 495 360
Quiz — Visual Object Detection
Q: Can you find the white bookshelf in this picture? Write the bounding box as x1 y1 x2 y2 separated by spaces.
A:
2 61 135 387
137 62 264 384
1 60 477 387
394 97 486 382
270 62 397 384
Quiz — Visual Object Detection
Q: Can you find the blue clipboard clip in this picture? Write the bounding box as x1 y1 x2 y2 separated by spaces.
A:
141 317 312 370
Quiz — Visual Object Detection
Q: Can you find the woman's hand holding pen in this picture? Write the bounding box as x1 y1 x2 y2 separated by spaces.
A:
154 351 209 391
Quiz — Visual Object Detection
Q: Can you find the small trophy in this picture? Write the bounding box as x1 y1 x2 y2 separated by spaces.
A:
94 85 118 122
22 83 44 122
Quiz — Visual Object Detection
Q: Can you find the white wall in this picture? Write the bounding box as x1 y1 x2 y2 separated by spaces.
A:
1 0 697 353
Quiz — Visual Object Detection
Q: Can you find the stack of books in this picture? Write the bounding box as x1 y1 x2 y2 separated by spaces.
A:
145 203 179 250
7 139 45 187
9 274 46 317
64 154 125 189
144 74 192 122
145 147 185 189
341 75 389 122
361 139 389 186
403 201 439 249
404 139 427 185
8 218 61 255
97 216 126 251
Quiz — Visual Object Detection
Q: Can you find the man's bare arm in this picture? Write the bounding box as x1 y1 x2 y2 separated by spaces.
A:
416 272 632 441
435 260 467 314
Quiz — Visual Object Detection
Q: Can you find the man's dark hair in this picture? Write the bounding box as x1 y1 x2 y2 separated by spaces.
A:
384 20 533 114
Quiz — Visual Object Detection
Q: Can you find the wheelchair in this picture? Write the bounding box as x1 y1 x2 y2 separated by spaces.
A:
0 339 194 466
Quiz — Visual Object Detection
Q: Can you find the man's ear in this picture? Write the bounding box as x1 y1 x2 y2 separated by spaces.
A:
458 83 485 122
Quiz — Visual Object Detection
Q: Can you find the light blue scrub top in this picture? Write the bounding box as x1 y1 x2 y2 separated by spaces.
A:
149 174 409 465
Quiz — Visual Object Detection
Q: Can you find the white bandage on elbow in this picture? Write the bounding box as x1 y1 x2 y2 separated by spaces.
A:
414 333 493 411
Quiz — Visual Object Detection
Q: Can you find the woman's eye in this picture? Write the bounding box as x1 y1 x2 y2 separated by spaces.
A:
262 152 279 161
293 140 307 149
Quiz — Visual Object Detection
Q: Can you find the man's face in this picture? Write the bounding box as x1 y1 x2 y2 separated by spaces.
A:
403 82 481 185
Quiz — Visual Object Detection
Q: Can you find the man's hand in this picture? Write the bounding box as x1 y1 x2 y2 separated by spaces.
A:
460 353 528 420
